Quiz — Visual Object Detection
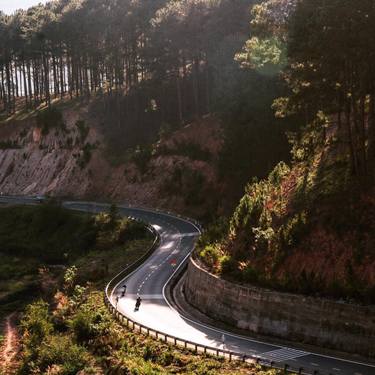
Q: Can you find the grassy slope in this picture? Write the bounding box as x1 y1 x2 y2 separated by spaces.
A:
0 204 151 321
18 290 279 375
199 125 375 303
0 205 280 375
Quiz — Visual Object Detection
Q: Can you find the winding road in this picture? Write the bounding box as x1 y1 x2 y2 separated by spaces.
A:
1 196 375 375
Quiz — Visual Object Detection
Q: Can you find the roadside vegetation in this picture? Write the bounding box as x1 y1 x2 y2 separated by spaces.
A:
0 203 152 322
0 204 280 374
17 270 280 375
198 0 375 304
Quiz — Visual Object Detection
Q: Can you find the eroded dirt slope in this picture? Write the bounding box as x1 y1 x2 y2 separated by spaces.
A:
0 106 223 218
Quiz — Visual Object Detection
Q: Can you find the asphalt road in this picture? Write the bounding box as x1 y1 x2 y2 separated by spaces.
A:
2 196 375 375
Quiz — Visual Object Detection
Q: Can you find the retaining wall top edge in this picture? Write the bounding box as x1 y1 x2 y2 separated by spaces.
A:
189 257 375 313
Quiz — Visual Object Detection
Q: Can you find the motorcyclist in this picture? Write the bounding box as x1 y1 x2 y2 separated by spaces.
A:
135 296 142 311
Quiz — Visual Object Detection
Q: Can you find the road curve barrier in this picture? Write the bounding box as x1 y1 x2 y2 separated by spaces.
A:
103 216 327 375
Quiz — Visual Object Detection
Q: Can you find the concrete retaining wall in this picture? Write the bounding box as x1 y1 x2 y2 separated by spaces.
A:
184 257 375 358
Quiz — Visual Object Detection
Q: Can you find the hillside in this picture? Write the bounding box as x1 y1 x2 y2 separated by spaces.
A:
199 123 375 303
0 103 223 219
0 0 294 221
197 0 375 304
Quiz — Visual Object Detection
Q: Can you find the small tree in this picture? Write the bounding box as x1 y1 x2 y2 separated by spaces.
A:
63 265 78 293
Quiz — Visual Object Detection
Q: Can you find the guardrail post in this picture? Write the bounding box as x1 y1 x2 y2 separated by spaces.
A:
204 347 207 354
298 367 303 375
242 355 246 362
284 364 289 373
165 335 168 343
216 349 219 356
313 371 319 375
229 353 232 361
194 344 198 353
184 341 187 349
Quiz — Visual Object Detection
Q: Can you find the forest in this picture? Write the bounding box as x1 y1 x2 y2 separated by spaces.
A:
0 0 251 120
0 0 294 200
1 0 374 176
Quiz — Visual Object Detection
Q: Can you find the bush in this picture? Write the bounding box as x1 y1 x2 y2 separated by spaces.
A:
117 219 149 243
242 265 259 283
71 301 110 344
220 256 238 276
94 211 149 250
71 310 99 344
36 106 65 135
35 335 90 375
159 349 176 366
131 145 152 173
197 217 229 251
77 143 94 169
199 244 221 269
143 343 158 361
21 300 53 350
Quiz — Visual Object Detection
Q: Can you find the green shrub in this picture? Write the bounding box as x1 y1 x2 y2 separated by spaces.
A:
36 106 65 135
20 300 54 358
94 210 150 250
131 145 152 173
77 143 94 169
199 244 221 268
220 256 237 276
279 212 308 247
159 349 175 366
242 265 259 283
71 309 100 344
267 161 290 185
143 343 158 361
35 335 90 374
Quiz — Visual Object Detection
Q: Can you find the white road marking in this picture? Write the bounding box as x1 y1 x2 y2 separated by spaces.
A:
255 348 309 363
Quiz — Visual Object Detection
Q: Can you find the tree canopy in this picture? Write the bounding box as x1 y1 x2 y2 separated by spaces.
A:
0 0 252 120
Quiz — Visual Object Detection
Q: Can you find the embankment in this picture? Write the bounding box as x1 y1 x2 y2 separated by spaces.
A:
184 257 375 358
